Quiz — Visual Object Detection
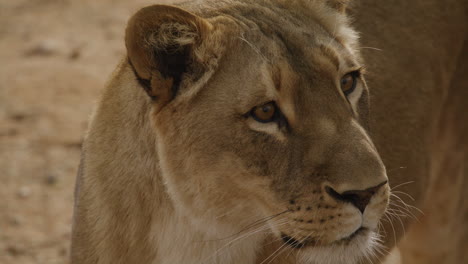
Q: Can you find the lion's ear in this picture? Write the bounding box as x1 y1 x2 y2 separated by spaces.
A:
326 0 350 13
125 5 212 107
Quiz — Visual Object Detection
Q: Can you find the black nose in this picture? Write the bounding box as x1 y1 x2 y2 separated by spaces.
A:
325 181 387 213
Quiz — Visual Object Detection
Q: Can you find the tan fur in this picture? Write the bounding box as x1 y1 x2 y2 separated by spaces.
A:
71 0 468 263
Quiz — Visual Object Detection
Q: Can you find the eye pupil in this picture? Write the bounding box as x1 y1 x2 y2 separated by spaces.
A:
341 77 349 86
262 105 272 113
340 72 357 95
252 102 277 123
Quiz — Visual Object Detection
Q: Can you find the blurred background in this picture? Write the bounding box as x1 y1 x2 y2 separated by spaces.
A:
0 0 176 263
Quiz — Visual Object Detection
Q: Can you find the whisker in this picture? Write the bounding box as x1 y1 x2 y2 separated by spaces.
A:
391 190 415 201
368 231 389 264
383 213 397 246
388 198 413 217
202 221 286 263
214 206 240 219
201 215 293 264
377 221 387 237
371 245 385 264
361 245 374 264
259 234 295 264
239 34 267 62
390 192 424 215
390 181 414 190
386 208 412 218
390 193 424 218
204 210 289 242
359 46 383 51
266 242 292 264
389 199 416 216
385 166 407 174
388 207 406 237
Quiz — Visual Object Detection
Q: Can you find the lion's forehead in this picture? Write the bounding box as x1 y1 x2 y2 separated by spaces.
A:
191 0 359 56
209 3 362 121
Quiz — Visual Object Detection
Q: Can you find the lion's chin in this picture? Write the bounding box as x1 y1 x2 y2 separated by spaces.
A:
291 229 381 264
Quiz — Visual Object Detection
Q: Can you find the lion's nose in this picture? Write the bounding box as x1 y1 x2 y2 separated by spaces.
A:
325 181 388 213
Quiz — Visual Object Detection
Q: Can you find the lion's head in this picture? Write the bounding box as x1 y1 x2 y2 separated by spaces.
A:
125 1 389 262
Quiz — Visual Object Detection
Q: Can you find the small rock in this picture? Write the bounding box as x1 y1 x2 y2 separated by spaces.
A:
24 40 59 57
59 247 67 256
10 113 27 121
0 128 18 137
9 216 22 226
45 174 58 185
17 186 31 198
6 245 24 256
7 128 19 136
69 48 81 60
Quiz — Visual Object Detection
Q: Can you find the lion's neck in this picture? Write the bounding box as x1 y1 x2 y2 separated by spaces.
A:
88 62 264 263
150 206 264 264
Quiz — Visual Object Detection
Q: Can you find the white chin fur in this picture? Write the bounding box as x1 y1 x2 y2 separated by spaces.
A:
296 231 383 264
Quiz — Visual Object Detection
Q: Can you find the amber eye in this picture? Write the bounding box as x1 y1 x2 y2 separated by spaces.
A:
251 102 278 123
340 72 359 96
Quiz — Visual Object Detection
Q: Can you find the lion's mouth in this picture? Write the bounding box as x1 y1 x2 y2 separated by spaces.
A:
340 227 368 242
281 227 368 249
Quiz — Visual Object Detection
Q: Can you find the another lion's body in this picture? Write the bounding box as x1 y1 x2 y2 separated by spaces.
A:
71 0 468 263
354 2 468 263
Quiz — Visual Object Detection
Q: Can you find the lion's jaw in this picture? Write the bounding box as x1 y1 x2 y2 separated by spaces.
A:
295 230 382 264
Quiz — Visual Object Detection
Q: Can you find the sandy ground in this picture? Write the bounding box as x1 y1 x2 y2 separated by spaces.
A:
0 0 175 263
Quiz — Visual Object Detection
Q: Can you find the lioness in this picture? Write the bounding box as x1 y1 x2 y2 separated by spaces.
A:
71 0 468 263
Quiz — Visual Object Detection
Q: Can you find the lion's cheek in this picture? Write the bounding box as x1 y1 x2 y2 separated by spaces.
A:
155 137 268 228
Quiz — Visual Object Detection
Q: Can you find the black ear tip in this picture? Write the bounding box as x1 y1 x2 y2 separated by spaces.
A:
124 4 216 106
125 4 212 78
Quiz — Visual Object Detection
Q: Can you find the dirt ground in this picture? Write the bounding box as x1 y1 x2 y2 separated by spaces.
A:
0 0 176 263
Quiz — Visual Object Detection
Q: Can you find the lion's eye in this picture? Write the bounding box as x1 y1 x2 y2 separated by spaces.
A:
340 71 359 96
251 102 278 123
